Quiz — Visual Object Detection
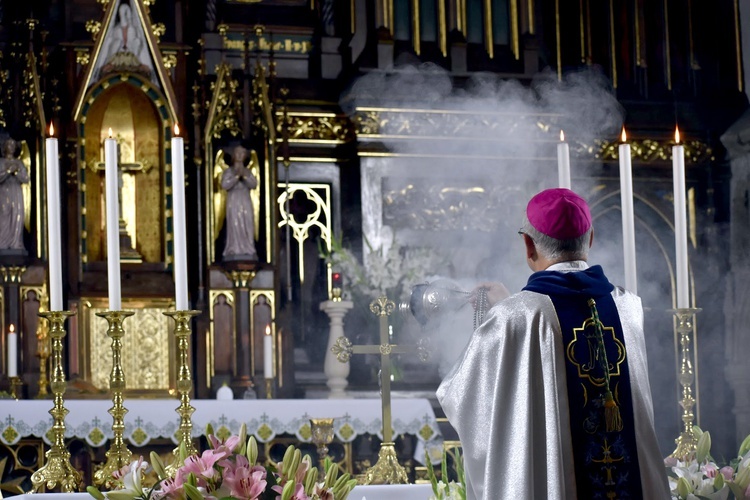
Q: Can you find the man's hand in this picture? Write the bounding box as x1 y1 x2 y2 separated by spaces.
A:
471 282 510 309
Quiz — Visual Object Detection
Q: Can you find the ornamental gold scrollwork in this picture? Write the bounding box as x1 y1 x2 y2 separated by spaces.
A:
590 138 713 164
85 20 101 39
152 23 166 42
331 336 353 363
382 181 525 232
352 109 562 140
276 114 355 143
379 344 392 355
206 63 242 139
370 297 395 317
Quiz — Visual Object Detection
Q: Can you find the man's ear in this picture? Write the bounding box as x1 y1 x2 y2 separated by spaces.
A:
524 234 537 262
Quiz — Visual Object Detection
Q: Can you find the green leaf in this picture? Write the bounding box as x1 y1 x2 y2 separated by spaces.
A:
205 423 214 439
105 491 140 500
183 483 203 500
425 450 439 497
735 466 750 490
727 481 745 499
714 471 725 490
86 486 106 500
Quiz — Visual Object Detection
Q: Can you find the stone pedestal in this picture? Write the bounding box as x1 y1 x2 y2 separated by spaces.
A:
320 299 353 398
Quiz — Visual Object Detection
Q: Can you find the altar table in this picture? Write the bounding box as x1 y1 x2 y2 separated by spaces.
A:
0 398 442 452
14 485 435 500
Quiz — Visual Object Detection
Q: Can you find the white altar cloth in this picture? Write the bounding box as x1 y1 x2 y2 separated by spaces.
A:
0 398 441 449
14 484 435 500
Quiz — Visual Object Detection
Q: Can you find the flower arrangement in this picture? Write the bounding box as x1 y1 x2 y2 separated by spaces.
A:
665 426 750 500
87 425 357 500
321 233 446 303
425 447 465 500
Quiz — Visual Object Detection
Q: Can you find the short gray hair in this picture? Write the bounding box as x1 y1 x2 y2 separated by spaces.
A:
521 216 592 262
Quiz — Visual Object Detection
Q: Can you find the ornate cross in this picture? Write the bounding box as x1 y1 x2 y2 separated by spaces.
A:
331 296 429 484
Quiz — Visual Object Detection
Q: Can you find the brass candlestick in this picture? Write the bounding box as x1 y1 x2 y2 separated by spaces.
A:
265 378 273 399
671 307 701 461
36 327 51 398
164 310 200 462
310 417 335 477
93 310 134 489
31 311 81 492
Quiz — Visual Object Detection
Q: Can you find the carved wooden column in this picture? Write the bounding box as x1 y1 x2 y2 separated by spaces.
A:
228 268 256 397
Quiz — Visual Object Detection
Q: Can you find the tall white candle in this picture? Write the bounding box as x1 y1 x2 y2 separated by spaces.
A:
104 130 121 310
171 124 188 310
45 123 63 311
673 126 689 308
7 324 17 377
264 325 273 379
618 127 637 295
557 130 571 189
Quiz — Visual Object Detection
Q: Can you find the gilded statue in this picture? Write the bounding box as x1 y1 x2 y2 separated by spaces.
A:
0 138 29 250
220 145 259 261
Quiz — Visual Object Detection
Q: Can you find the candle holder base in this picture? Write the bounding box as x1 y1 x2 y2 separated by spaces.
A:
265 378 273 399
9 376 22 400
363 442 408 485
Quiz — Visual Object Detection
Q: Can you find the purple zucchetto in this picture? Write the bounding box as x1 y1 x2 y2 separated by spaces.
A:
526 188 592 240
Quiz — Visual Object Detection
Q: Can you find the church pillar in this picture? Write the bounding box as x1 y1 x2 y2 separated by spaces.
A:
320 299 353 398
721 115 750 444
229 268 256 397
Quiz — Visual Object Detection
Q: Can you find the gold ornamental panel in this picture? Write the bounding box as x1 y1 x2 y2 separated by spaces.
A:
382 178 526 232
81 298 175 393
275 112 355 144
352 108 563 140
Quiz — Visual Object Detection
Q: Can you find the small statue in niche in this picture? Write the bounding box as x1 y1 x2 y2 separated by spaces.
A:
0 138 29 251
221 145 259 261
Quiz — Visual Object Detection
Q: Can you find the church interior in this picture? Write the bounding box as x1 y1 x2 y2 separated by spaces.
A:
1 0 749 494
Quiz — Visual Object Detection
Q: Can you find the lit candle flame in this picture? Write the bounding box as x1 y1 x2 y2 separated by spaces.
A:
560 129 565 142
621 127 627 143
174 123 180 136
675 126 681 145
49 122 55 137
9 324 14 334
265 325 271 336
108 127 113 139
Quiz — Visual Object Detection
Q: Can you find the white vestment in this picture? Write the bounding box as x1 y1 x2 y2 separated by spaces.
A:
437 261 670 499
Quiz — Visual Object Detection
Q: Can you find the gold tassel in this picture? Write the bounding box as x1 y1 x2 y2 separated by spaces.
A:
604 391 623 432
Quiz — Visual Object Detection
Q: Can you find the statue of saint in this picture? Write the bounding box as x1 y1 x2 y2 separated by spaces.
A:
95 0 154 81
0 138 29 250
221 145 259 261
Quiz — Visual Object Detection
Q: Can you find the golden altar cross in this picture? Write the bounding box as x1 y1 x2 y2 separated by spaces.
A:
331 296 430 484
